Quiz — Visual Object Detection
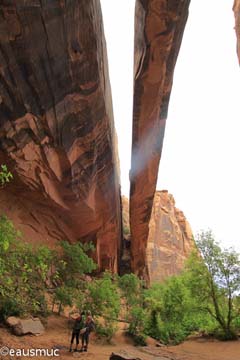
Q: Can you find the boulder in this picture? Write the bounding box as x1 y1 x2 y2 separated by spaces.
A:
6 317 44 336
110 351 142 360
5 316 19 327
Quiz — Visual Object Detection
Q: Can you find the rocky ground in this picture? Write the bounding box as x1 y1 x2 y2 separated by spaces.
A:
0 316 239 360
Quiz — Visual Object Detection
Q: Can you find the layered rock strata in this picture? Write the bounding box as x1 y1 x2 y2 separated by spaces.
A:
147 191 194 282
122 192 194 281
0 1 121 271
130 0 191 279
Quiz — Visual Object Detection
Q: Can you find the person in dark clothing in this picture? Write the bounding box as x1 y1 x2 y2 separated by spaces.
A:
69 311 85 352
80 311 95 352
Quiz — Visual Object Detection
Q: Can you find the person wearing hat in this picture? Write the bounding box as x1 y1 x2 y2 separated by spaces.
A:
69 311 85 352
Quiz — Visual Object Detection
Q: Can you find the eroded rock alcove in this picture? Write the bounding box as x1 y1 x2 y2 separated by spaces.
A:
0 1 121 272
0 0 239 281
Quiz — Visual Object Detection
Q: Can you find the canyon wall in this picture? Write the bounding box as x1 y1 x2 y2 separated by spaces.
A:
130 0 191 279
122 192 194 281
122 195 130 235
0 1 121 271
234 0 240 63
147 191 194 282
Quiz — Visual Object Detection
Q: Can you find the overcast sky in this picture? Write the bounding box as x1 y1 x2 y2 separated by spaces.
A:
101 0 240 251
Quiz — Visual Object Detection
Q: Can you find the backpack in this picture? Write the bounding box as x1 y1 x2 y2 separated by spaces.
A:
87 319 95 333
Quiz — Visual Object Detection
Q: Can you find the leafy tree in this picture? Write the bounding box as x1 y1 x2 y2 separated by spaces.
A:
52 241 97 313
0 230 54 318
127 306 147 345
185 230 240 340
0 216 97 319
85 272 121 341
118 273 142 308
144 277 198 344
0 165 13 187
0 215 21 254
118 274 147 344
56 241 96 286
54 286 75 315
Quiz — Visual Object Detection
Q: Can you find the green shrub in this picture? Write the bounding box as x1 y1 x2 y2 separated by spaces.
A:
56 241 97 286
130 333 147 346
0 298 21 321
123 226 130 236
0 165 13 187
213 327 238 341
95 320 117 343
118 273 142 307
0 216 98 320
85 272 120 341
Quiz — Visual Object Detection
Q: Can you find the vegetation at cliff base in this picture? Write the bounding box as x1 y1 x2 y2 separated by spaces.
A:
0 217 96 320
185 230 240 340
143 230 240 343
0 213 240 345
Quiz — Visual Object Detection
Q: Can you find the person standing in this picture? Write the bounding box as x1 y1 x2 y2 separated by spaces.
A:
80 310 95 352
69 311 85 352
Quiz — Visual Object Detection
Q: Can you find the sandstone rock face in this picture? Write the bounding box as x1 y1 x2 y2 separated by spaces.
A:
0 1 121 271
122 195 130 235
122 192 194 282
130 0 191 279
234 0 240 63
147 191 194 282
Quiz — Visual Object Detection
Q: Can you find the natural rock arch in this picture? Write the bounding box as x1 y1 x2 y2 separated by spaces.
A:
129 0 240 280
0 0 239 281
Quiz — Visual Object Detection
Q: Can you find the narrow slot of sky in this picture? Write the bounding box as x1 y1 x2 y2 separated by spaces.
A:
101 0 240 250
100 0 135 195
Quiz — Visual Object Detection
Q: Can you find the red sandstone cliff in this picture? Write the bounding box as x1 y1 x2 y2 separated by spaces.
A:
234 0 240 63
130 0 191 279
122 192 194 281
122 195 130 236
147 191 194 282
0 1 121 271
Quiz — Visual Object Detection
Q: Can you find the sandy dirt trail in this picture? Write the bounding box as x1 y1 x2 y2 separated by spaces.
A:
0 316 239 360
168 337 240 360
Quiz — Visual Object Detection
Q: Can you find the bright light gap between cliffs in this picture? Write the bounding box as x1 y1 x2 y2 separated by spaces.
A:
100 0 135 197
